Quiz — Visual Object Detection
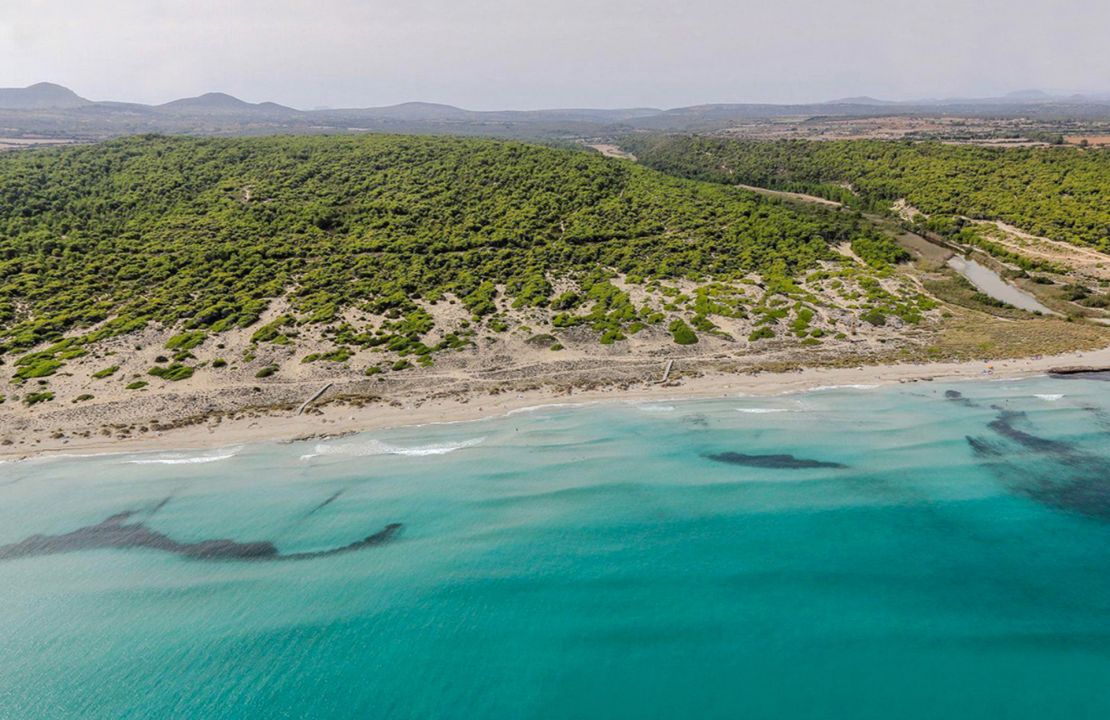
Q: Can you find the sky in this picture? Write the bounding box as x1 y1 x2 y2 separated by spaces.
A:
2 0 1108 110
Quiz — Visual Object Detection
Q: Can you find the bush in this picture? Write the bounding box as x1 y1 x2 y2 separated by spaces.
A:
551 292 581 311
255 364 279 378
791 307 815 337
24 391 54 406
691 314 716 332
1081 294 1109 309
165 331 205 351
861 309 888 326
148 364 195 381
92 365 119 379
851 233 910 268
971 293 1011 309
251 317 293 344
1061 284 1091 301
14 359 62 381
302 348 353 363
126 381 149 390
669 319 699 345
748 326 775 341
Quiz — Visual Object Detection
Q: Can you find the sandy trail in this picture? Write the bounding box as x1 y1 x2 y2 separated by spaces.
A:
734 183 843 207
963 218 1110 280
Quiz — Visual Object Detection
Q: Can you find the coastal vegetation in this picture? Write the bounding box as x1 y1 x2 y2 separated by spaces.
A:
5 130 1101 439
623 136 1110 250
0 134 923 386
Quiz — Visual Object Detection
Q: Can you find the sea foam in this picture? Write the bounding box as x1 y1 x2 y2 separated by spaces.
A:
125 447 243 465
301 437 485 461
505 401 596 417
805 384 880 392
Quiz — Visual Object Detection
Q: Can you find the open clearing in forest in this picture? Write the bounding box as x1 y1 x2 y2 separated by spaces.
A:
1065 135 1110 146
588 143 637 160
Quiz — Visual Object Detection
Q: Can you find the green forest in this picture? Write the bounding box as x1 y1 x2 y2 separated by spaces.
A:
0 134 880 372
623 136 1110 250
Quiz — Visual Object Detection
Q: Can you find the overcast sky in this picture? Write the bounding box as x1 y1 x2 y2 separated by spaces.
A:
2 0 1108 109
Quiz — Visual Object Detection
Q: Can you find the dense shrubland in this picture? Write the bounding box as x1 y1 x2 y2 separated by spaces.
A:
0 134 933 389
623 136 1110 250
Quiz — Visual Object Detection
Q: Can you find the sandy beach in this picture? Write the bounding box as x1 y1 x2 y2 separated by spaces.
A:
4 345 1108 463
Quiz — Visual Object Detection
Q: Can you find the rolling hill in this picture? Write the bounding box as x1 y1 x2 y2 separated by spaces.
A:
0 134 941 401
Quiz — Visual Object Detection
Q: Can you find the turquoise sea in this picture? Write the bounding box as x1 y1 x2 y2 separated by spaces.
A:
2 377 1109 718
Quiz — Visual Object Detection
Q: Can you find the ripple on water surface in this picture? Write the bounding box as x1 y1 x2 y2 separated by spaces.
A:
1 377 1109 719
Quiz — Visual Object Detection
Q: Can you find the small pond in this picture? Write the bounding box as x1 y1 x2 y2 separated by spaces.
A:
947 255 1058 315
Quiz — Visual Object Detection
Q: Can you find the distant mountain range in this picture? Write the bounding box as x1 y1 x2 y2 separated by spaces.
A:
827 89 1110 106
3 82 1110 140
157 91 295 114
0 82 90 110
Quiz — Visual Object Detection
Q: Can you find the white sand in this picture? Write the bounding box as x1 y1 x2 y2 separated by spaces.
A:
4 346 1108 462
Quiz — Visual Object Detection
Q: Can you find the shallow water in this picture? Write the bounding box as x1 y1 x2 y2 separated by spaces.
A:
947 255 1057 314
2 378 1109 718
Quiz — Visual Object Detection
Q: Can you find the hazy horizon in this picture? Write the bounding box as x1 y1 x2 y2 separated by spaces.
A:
5 79 1108 113
3 0 1109 110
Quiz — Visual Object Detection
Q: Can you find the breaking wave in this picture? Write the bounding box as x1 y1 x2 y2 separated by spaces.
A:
125 447 243 465
505 402 596 416
805 384 880 392
301 437 486 461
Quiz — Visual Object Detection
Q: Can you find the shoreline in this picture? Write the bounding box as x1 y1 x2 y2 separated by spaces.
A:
4 346 1110 463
